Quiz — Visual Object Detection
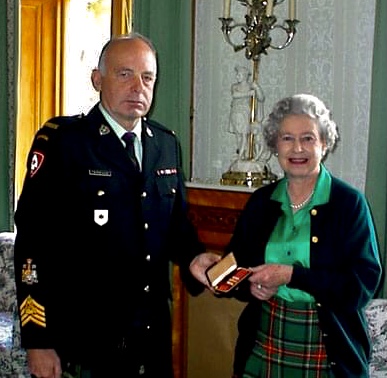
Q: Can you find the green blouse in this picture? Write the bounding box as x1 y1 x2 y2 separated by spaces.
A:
267 164 331 302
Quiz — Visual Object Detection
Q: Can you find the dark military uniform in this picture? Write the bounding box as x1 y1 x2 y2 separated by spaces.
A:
14 105 205 377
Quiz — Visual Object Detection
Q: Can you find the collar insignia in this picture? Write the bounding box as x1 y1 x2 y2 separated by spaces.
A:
99 124 110 135
146 127 153 137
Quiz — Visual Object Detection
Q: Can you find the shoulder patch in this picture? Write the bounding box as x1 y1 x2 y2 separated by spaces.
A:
30 150 45 177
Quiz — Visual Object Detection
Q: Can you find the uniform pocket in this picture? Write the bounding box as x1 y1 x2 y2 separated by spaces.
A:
155 175 178 198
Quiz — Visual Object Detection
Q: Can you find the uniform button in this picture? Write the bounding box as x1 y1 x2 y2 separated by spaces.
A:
139 365 145 375
311 236 318 243
171 188 176 194
311 209 317 216
97 190 105 196
144 223 149 230
145 254 151 262
141 191 147 198
144 285 150 292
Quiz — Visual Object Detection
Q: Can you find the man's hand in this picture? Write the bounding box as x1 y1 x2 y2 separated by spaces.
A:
189 252 222 290
27 349 62 378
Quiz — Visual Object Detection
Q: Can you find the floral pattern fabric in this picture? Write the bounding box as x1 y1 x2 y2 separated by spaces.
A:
0 232 29 377
366 299 387 377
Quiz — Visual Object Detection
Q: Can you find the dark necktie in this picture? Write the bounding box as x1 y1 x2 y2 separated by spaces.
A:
122 131 140 171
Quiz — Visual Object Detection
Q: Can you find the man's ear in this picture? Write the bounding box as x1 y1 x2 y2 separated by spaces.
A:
91 69 102 92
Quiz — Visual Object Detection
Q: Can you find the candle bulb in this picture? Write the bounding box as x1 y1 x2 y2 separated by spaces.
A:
289 0 296 20
223 0 231 18
266 0 274 17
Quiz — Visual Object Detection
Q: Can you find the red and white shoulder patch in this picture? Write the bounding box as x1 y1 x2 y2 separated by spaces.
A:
30 151 45 177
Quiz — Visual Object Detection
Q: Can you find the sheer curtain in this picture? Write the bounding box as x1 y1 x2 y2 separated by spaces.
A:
366 0 387 298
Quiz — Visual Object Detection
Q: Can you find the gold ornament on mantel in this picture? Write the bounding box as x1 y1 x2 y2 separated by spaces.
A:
219 0 299 188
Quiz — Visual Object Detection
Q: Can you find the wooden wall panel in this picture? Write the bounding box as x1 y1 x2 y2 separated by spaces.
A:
183 186 252 378
16 0 60 200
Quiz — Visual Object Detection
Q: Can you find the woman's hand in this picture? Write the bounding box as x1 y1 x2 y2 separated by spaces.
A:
248 263 293 300
249 280 278 300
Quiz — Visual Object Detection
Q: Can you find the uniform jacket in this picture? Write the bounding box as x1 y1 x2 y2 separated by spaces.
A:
14 105 205 376
226 176 382 378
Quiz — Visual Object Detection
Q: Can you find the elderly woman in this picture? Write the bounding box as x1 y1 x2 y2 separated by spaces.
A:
227 94 382 377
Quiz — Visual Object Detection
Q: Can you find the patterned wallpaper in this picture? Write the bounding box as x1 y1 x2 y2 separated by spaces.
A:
191 0 376 192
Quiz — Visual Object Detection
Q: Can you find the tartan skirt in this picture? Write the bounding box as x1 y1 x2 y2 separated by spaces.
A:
243 297 334 378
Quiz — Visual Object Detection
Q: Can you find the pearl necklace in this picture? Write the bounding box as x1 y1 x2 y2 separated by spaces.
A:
290 190 314 210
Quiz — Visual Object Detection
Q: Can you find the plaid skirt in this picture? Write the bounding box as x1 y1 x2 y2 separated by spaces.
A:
243 297 334 378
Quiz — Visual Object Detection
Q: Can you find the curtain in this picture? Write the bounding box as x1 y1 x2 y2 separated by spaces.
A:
0 0 18 232
133 0 193 178
365 0 387 298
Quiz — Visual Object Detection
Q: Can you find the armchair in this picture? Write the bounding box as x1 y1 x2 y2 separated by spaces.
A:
0 231 29 377
366 298 387 377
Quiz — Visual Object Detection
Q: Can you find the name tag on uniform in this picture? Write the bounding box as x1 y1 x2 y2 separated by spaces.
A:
94 210 108 226
89 169 112 177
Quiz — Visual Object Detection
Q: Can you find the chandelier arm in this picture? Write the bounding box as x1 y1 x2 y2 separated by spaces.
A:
269 19 299 50
269 25 295 50
219 18 249 52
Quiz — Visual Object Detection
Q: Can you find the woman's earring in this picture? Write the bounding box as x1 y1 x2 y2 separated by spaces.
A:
274 152 278 157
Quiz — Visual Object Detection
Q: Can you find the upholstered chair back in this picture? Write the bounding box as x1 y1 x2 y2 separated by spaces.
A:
0 231 29 376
